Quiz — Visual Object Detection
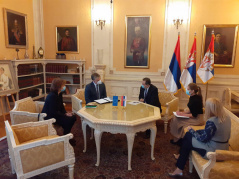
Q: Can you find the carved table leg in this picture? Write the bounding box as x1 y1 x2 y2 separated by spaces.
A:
82 120 87 153
94 129 103 167
150 125 157 160
90 128 94 140
126 133 135 170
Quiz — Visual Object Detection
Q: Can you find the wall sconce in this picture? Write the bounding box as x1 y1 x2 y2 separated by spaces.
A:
95 20 106 30
173 19 183 29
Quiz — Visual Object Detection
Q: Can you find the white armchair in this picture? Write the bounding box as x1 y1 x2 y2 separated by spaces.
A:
71 89 85 113
5 118 75 179
158 91 179 134
10 97 46 125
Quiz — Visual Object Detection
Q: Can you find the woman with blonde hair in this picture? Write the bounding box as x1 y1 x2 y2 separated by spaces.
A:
170 83 204 144
168 98 231 177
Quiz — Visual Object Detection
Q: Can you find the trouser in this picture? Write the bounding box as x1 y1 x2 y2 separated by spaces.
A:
57 115 77 135
176 132 206 170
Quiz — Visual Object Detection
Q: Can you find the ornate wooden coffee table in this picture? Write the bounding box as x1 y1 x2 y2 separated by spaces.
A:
76 101 161 170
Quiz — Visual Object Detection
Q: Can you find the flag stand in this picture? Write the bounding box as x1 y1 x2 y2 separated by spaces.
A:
205 83 209 103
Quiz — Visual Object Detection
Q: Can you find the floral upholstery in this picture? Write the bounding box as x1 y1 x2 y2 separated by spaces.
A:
20 141 64 173
158 91 175 106
13 125 48 144
187 107 239 178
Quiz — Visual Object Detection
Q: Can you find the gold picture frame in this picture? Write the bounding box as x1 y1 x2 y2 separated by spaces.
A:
125 16 152 68
3 8 28 49
56 26 79 53
201 24 238 67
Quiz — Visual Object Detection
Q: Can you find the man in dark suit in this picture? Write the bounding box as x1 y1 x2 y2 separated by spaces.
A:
139 77 162 138
85 73 107 104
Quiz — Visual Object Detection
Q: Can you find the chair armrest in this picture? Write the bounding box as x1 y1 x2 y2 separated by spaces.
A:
165 97 179 115
216 150 239 161
199 152 217 179
10 111 47 125
14 134 75 175
71 95 82 113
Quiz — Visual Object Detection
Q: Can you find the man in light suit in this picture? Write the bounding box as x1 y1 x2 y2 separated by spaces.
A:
85 73 107 104
139 77 162 138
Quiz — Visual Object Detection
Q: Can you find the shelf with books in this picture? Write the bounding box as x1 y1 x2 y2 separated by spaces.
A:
18 72 44 78
19 83 44 91
12 59 85 101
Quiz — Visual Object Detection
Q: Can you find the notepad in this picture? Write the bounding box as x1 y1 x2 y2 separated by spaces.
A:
173 112 189 118
94 99 109 104
104 97 113 102
128 101 141 105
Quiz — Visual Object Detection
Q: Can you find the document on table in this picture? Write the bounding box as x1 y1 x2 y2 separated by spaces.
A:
173 112 189 118
128 101 141 105
104 97 113 102
94 99 109 104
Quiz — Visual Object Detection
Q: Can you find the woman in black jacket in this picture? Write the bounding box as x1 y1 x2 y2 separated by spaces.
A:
42 78 76 141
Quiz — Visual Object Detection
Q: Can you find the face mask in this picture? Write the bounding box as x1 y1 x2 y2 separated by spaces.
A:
61 86 66 92
141 85 145 89
186 90 190 95
97 80 102 85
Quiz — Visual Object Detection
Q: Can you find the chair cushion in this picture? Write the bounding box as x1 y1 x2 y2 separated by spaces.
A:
16 99 36 113
161 106 166 117
76 89 86 104
192 151 239 179
12 129 20 145
20 140 64 173
20 135 59 145
13 125 48 144
229 118 239 151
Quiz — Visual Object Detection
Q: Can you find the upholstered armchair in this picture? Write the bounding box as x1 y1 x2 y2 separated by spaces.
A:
10 97 46 125
5 118 75 179
72 89 86 113
186 108 239 179
222 87 239 113
158 91 179 134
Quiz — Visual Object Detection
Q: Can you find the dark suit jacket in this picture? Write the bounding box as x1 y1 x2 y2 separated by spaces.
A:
42 91 66 120
139 84 162 112
85 82 107 104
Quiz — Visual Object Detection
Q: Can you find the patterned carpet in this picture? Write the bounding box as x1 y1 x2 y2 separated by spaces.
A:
0 117 200 179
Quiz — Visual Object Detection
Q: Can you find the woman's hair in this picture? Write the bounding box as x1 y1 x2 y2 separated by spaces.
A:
50 78 66 92
188 83 202 102
204 98 227 123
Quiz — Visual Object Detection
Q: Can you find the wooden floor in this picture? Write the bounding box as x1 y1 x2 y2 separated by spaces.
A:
0 102 72 140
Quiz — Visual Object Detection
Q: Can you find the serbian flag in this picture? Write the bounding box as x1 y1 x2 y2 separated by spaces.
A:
164 34 181 94
121 96 127 107
197 32 214 84
180 34 197 91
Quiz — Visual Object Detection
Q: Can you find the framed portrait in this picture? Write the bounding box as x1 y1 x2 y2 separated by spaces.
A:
125 16 152 68
56 26 79 53
202 24 238 67
0 60 19 96
3 8 28 49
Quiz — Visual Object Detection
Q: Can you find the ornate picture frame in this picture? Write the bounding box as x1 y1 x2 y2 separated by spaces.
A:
56 26 79 53
3 8 28 49
202 24 238 67
125 16 152 68
0 60 19 96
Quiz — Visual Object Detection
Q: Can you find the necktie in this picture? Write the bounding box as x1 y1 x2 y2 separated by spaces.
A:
144 89 147 103
96 84 100 99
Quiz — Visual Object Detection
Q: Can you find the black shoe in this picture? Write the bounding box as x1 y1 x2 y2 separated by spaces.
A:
144 130 150 139
69 138 76 146
170 139 182 146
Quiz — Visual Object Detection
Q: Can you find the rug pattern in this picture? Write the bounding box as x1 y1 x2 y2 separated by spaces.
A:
0 118 200 179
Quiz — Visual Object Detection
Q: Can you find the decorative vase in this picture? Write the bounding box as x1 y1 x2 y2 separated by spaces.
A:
24 50 29 59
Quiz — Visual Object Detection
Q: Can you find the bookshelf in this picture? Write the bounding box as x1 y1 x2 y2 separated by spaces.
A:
12 59 85 101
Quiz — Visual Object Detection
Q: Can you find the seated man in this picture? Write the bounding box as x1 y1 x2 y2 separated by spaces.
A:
85 73 107 104
139 77 162 138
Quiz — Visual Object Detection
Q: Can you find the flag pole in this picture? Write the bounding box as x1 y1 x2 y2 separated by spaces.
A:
205 30 214 103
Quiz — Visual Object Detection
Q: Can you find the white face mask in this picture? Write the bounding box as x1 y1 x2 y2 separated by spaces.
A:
97 80 102 85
